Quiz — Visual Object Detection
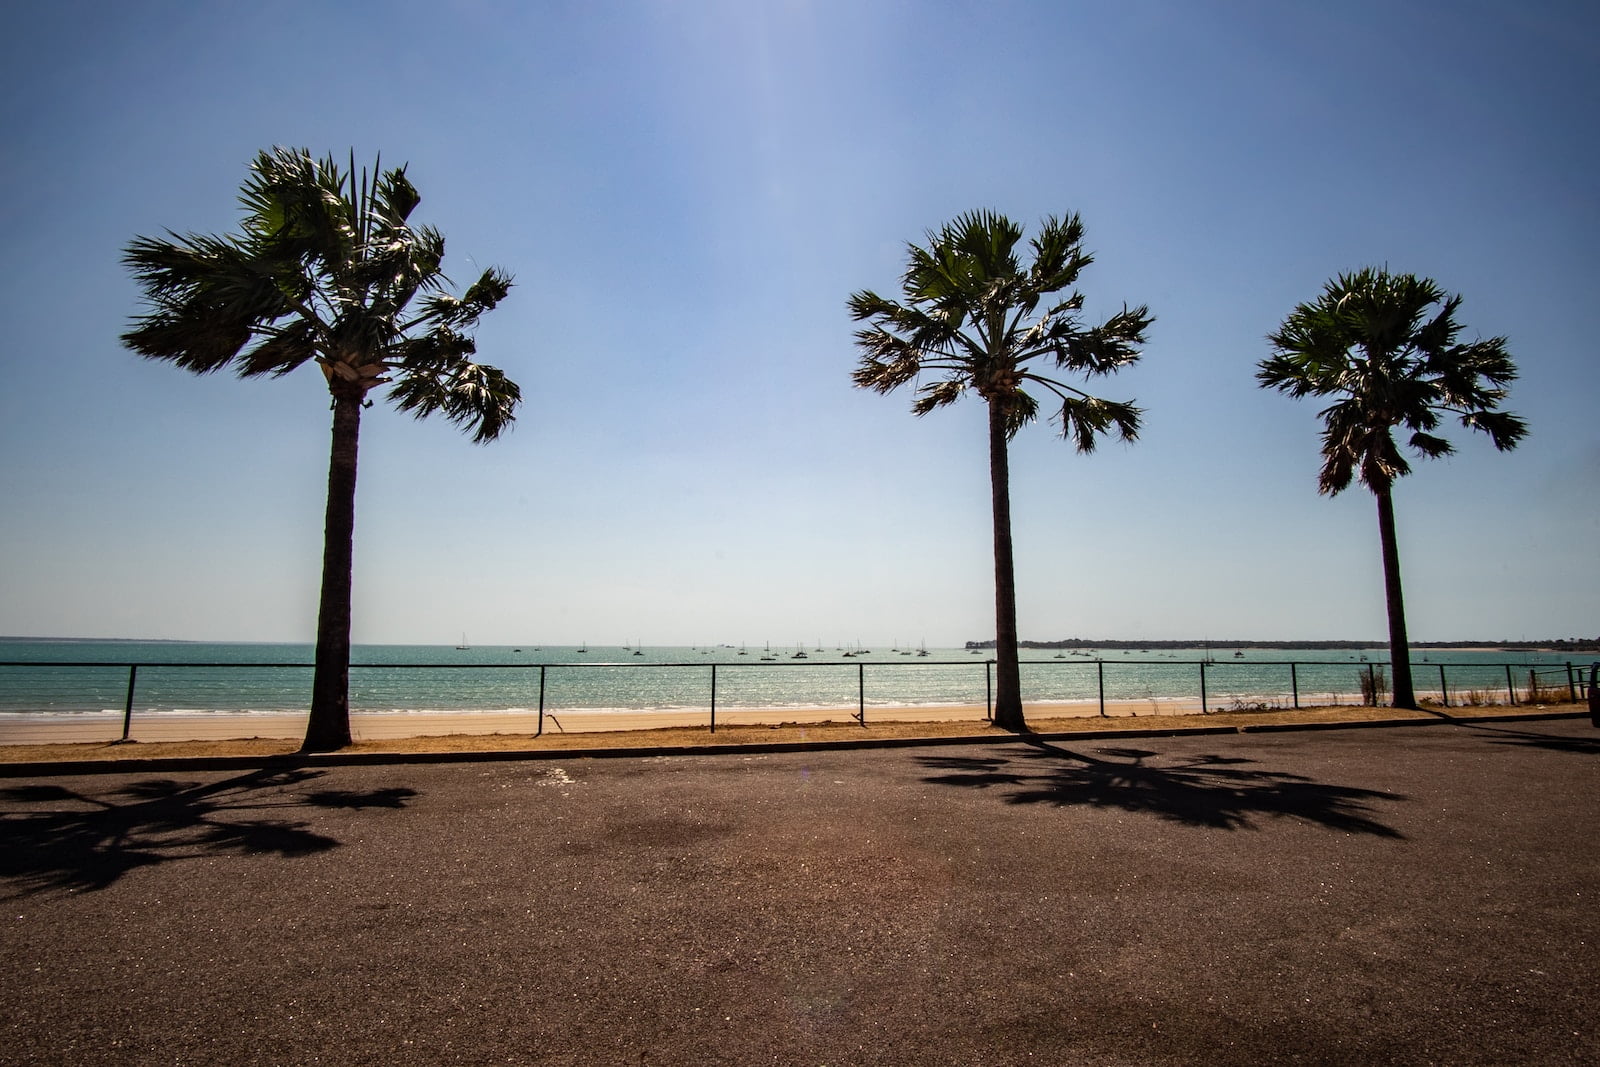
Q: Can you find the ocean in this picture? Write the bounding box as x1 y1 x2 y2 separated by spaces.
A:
0 639 1586 722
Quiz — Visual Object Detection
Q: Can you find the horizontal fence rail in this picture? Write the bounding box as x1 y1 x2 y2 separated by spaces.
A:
2 657 1594 743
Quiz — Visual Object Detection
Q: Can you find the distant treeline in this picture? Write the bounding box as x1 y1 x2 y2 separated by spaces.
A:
964 638 1600 652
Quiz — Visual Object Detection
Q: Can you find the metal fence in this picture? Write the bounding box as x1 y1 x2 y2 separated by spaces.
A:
3 656 1595 741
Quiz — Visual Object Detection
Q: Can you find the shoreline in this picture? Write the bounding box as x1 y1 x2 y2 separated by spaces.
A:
0 700 1203 745
1 700 1585 765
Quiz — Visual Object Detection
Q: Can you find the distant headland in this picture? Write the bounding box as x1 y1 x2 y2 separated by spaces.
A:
964 637 1600 653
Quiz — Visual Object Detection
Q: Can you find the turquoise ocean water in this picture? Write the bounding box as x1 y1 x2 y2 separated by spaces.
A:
0 639 1586 721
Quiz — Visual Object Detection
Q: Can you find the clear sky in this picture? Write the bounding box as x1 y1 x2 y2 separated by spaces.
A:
1 0 1595 648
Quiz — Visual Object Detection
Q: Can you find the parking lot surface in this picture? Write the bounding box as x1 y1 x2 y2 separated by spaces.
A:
2 717 1597 1064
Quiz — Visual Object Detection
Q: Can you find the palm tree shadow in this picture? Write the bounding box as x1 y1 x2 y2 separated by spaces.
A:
919 740 1406 836
0 768 418 899
1461 721 1600 755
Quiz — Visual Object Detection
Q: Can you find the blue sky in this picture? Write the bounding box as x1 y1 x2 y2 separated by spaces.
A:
2 0 1595 647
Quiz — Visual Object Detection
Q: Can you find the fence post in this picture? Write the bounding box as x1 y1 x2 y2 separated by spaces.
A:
1290 662 1299 709
118 664 138 743
710 664 717 734
1567 662 1577 703
857 662 865 726
1505 664 1516 706
985 660 993 721
1589 663 1599 727
1199 661 1208 715
1438 664 1449 708
1097 660 1106 717
536 665 546 736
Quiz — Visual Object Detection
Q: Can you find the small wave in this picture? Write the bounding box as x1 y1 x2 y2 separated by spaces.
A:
0 710 122 720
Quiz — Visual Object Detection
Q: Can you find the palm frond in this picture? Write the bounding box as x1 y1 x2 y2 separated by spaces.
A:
388 360 521 444
121 306 256 374
1051 304 1152 374
238 320 319 377
1028 213 1091 291
911 377 966 415
456 267 513 320
1001 389 1039 439
1055 395 1141 453
120 231 294 372
373 164 420 225
847 288 899 322
1458 408 1529 451
1407 431 1454 459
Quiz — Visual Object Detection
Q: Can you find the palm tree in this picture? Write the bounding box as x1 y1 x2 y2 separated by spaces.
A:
122 147 521 751
1258 268 1527 709
850 210 1152 732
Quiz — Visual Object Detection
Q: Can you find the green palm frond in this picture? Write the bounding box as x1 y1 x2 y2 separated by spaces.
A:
1001 388 1039 438
1459 408 1529 451
1027 213 1091 292
121 305 257 374
1051 304 1152 375
239 320 319 378
388 360 521 444
453 267 513 322
1056 395 1142 452
121 231 293 372
1406 431 1455 459
911 377 967 416
1263 268 1525 495
392 327 479 371
851 340 922 394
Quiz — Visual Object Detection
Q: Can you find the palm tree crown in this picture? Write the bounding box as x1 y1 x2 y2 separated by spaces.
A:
1257 267 1526 494
850 210 1151 448
123 146 519 442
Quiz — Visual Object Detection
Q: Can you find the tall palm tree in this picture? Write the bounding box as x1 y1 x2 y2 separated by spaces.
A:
122 147 521 751
850 210 1152 732
1258 268 1527 709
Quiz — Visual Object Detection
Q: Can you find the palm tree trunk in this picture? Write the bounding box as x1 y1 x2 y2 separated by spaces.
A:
988 401 1027 732
1374 485 1417 709
303 391 362 752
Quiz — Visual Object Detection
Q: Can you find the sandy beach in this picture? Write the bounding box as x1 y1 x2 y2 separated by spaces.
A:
0 698 1213 746
5 698 1583 766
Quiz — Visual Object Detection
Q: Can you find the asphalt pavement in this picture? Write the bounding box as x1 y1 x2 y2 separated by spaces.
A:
2 716 1597 1065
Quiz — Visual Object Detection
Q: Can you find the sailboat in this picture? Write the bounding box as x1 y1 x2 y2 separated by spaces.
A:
455 633 469 650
